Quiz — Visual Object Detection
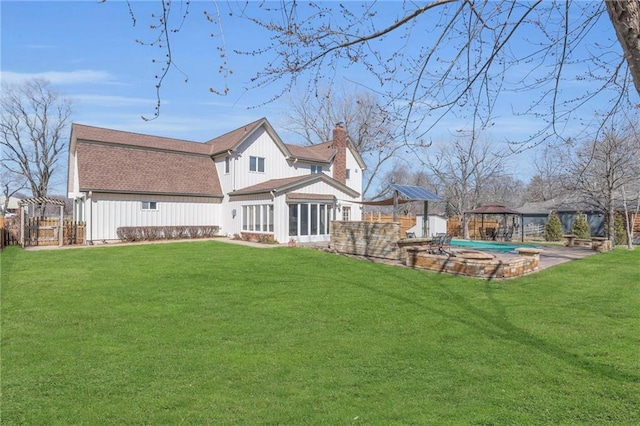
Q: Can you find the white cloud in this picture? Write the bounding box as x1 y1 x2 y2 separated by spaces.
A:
71 93 154 107
0 70 118 85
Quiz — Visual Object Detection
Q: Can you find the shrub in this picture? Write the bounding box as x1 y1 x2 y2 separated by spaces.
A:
240 232 277 244
571 212 591 239
544 210 563 242
116 225 220 243
614 214 628 245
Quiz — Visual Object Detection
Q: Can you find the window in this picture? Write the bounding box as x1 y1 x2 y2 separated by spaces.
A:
311 165 323 174
346 169 351 180
311 204 318 235
289 204 298 236
342 206 351 221
142 201 157 211
225 156 230 174
242 204 274 232
250 156 265 172
288 203 333 237
319 204 326 234
300 204 309 235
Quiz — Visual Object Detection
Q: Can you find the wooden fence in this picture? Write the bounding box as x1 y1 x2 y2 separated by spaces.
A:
362 213 417 238
447 217 500 239
1 218 85 249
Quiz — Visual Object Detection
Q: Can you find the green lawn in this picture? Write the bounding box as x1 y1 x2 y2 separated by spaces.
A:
1 241 639 424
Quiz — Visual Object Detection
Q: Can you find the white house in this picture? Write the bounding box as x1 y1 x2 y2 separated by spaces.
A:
67 117 365 244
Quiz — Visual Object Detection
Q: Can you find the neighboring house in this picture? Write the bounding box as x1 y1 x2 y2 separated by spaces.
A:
518 199 605 237
67 118 366 244
0 196 22 216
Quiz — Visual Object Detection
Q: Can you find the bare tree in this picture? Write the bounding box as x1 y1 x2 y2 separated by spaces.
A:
423 133 505 238
0 79 73 201
280 85 404 198
524 143 571 203
621 184 640 249
118 0 639 140
568 121 640 243
482 175 526 208
236 0 640 146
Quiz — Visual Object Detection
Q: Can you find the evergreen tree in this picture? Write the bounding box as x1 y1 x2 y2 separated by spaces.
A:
571 212 591 239
614 214 628 245
544 210 563 242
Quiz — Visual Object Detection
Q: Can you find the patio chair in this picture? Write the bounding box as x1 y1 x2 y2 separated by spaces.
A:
406 231 416 239
427 234 444 254
503 227 514 242
439 234 453 255
479 227 487 240
429 234 453 255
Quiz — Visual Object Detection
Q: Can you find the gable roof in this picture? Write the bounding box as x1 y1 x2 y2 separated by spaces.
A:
229 174 359 198
285 141 335 164
71 118 365 198
71 124 223 197
205 117 363 167
205 117 268 156
72 123 211 155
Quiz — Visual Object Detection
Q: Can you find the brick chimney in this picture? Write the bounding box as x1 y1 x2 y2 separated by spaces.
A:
332 123 347 184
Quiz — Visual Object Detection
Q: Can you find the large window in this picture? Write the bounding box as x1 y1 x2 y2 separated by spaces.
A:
242 204 273 232
249 156 265 172
289 204 298 237
288 203 333 237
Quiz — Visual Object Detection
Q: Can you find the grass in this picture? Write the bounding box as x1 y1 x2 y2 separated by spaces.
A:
1 241 639 424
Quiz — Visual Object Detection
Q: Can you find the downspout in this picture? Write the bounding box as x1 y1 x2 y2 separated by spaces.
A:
87 191 92 245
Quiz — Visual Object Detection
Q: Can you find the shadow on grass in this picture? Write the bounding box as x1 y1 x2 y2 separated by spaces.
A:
347 267 639 385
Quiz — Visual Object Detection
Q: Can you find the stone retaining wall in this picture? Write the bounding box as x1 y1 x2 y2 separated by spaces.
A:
330 221 402 260
405 247 542 279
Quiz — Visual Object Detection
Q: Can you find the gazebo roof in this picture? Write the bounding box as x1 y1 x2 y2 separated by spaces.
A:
465 204 522 215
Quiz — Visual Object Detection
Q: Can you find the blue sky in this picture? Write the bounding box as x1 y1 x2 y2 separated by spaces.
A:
1 1 636 196
1 1 286 141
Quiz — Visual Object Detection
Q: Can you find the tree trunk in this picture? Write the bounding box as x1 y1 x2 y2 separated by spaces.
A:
606 0 640 96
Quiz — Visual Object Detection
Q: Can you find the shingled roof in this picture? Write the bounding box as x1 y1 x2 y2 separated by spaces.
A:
73 123 211 155
229 174 359 198
71 118 356 198
73 124 222 197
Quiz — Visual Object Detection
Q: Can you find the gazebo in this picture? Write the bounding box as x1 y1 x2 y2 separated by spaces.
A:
464 204 524 242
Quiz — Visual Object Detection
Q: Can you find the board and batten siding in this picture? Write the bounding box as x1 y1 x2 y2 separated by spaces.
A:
233 130 306 189
85 193 221 242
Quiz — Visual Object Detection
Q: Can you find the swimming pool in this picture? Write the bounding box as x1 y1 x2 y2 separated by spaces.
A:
450 239 539 253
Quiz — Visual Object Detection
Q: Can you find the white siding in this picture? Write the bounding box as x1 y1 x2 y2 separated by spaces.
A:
86 193 221 241
233 130 308 190
345 148 363 196
67 151 81 198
